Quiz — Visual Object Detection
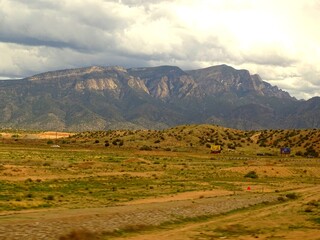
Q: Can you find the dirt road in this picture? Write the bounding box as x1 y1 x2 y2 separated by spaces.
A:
0 191 279 240
115 185 320 240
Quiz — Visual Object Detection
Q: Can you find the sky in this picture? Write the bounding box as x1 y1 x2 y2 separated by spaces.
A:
0 0 320 100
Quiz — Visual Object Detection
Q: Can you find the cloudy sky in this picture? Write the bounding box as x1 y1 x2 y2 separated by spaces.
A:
0 0 319 99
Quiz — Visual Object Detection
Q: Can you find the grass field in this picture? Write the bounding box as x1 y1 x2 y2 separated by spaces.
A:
0 125 320 239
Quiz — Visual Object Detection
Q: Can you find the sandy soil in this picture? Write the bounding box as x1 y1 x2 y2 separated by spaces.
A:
121 189 233 205
0 131 73 139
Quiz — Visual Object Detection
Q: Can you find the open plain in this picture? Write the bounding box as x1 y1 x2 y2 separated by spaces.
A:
0 125 320 239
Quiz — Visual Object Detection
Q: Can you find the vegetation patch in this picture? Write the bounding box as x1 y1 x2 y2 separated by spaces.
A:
244 170 258 179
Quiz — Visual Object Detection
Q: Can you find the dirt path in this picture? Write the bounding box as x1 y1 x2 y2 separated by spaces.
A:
114 185 320 240
0 191 279 240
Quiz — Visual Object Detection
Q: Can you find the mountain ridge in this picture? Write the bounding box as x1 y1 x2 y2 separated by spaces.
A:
0 64 318 131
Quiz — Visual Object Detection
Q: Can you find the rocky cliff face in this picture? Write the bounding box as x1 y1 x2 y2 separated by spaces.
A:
128 66 196 100
0 64 317 131
187 65 291 99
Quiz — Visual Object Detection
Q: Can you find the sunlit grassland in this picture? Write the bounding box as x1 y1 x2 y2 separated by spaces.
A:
0 135 320 212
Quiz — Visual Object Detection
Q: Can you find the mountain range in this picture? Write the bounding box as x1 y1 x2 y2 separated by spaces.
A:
0 64 319 131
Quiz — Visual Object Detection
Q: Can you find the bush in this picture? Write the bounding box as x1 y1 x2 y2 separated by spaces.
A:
227 143 236 149
112 139 124 147
304 207 313 212
307 200 319 207
59 229 99 240
244 171 258 179
304 147 319 157
26 193 33 198
286 193 298 200
139 145 152 151
44 195 55 201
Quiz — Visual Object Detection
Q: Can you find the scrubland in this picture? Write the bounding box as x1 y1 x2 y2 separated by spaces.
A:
0 125 319 239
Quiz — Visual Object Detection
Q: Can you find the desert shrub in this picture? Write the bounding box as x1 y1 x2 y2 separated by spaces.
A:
286 193 298 200
25 193 33 198
112 139 124 147
304 207 313 213
244 171 258 179
227 143 236 149
139 145 152 151
25 178 33 183
311 217 320 224
259 142 267 147
304 147 319 157
94 140 99 144
307 200 319 207
44 195 55 201
47 140 54 144
214 224 255 236
59 229 99 240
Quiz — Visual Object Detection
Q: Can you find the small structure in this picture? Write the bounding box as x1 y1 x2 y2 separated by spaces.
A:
280 147 291 155
211 145 221 154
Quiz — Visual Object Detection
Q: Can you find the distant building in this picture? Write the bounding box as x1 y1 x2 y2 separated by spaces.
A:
280 147 291 155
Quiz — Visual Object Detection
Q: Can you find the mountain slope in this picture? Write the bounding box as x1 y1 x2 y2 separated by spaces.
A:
0 64 317 131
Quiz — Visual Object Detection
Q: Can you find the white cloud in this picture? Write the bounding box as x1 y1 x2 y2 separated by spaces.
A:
0 0 319 99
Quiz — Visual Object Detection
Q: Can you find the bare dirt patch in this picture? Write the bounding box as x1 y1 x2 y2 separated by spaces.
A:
35 132 73 139
123 189 233 205
124 158 151 164
0 131 73 139
223 166 296 177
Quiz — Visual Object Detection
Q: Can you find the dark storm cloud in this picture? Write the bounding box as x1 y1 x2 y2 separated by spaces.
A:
0 0 319 99
0 0 131 53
